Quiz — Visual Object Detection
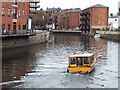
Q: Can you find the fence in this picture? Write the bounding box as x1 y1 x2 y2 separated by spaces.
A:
2 29 36 37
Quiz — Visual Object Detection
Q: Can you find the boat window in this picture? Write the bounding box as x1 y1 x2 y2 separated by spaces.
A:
84 58 89 64
90 56 94 64
77 57 83 65
71 58 76 64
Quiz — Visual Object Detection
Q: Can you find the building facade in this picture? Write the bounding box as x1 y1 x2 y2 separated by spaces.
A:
0 0 30 35
30 0 40 14
46 7 61 30
65 8 81 30
118 1 120 28
80 4 109 32
58 9 73 30
108 14 118 30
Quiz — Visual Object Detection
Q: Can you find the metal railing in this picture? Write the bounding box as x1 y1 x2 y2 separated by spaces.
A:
2 29 36 37
30 0 40 3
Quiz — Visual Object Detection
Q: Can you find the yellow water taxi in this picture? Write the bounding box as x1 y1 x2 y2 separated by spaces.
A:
67 52 96 73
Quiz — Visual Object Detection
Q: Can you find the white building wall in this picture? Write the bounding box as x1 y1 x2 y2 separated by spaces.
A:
118 1 120 28
108 17 118 30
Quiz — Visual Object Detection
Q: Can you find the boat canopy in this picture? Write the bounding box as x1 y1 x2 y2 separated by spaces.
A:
69 52 94 58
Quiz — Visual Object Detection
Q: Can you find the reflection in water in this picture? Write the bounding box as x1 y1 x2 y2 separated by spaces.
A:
2 33 118 88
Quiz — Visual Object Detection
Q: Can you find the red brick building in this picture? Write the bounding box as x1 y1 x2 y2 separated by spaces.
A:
80 4 109 32
65 8 81 30
46 7 61 29
58 9 72 30
0 0 30 35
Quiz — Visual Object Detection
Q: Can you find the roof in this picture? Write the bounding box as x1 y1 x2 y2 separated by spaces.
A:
90 4 108 8
66 8 81 13
70 52 94 58
83 4 108 10
46 7 61 12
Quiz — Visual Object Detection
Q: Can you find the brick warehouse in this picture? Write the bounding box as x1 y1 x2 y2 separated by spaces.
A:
58 9 72 30
46 7 61 30
80 4 109 32
64 8 81 30
0 0 30 35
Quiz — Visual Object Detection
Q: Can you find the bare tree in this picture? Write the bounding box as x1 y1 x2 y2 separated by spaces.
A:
31 10 49 29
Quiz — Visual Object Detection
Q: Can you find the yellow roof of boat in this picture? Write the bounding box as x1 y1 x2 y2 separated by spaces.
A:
70 52 94 58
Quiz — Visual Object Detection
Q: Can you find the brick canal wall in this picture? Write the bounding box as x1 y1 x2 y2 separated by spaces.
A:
2 32 50 49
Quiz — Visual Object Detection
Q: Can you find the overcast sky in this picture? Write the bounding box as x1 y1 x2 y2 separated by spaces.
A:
40 0 119 15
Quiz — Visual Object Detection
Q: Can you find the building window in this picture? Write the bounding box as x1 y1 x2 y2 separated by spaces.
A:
2 8 5 15
13 7 17 19
23 11 25 17
13 0 17 5
2 24 5 33
8 8 11 16
8 24 10 30
23 24 26 30
18 10 21 16
19 25 21 30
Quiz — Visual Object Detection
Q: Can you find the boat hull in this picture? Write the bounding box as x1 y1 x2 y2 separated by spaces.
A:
68 65 95 73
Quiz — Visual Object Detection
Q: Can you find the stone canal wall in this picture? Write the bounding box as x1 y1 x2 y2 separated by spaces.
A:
2 32 50 49
29 32 50 45
96 31 120 41
81 31 120 42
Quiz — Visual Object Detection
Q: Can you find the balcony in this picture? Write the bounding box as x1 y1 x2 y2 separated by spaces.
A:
30 5 40 8
30 0 40 3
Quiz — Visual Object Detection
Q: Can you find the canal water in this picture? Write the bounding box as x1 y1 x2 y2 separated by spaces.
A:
1 33 119 88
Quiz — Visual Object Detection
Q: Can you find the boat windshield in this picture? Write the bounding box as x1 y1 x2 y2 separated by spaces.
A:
90 56 94 64
84 58 89 64
77 57 83 65
70 58 76 64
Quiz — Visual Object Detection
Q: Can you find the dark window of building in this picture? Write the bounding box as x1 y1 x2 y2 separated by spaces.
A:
8 8 10 16
2 24 5 32
2 8 5 15
23 24 26 30
8 24 10 30
19 25 21 30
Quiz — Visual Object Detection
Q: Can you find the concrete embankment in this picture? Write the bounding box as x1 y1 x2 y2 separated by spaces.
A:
2 31 50 49
81 31 120 42
96 31 120 42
